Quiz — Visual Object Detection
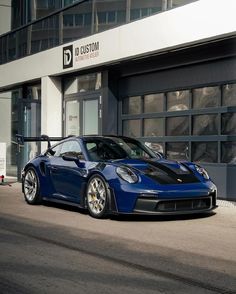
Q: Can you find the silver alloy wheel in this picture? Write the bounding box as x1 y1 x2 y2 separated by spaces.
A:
24 169 38 202
87 177 107 215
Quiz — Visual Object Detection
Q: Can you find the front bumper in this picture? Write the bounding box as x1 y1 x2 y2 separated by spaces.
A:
133 191 217 215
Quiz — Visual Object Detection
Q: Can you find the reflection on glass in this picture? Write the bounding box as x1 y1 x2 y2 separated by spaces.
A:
27 85 41 100
144 118 164 137
78 73 101 92
222 113 236 135
83 99 98 135
166 116 189 136
18 28 28 58
222 84 236 106
192 142 217 163
123 96 141 115
65 100 80 136
145 142 163 153
63 1 93 43
8 33 16 61
93 0 126 33
64 73 101 95
166 142 188 160
123 119 141 137
31 14 59 54
130 0 162 21
221 142 236 164
193 86 220 109
172 0 197 8
167 90 189 112
192 114 218 135
144 93 164 113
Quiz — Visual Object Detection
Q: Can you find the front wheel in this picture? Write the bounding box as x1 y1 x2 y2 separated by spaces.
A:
23 167 41 204
86 175 109 219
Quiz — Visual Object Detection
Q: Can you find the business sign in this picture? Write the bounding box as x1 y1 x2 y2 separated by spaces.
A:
0 143 6 177
63 45 73 69
63 41 100 70
75 41 100 63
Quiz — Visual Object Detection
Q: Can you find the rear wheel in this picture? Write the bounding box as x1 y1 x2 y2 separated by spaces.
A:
86 175 109 219
23 167 41 204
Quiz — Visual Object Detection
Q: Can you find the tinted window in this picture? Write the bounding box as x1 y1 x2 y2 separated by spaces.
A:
60 140 83 158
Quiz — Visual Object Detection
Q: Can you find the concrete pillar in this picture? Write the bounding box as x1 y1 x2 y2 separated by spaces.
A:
41 76 62 149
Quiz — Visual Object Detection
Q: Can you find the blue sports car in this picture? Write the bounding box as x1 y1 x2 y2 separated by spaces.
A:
21 135 217 218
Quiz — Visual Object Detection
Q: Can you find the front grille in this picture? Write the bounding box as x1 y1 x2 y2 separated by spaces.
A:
156 197 211 212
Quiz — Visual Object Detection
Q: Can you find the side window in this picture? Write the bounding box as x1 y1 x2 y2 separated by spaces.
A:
60 140 85 159
48 143 62 157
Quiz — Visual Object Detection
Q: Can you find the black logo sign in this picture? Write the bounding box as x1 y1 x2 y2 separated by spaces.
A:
63 45 73 69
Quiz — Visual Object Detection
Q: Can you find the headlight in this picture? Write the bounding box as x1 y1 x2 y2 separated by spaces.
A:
194 165 209 180
116 166 138 183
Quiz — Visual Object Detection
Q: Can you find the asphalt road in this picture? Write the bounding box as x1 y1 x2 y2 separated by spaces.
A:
0 183 236 294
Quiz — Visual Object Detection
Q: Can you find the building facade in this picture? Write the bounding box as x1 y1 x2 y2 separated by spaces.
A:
0 0 236 199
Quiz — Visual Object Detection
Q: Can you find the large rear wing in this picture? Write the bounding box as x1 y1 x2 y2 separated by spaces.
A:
16 134 64 149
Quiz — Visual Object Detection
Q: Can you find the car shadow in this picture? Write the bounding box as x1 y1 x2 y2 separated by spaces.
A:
42 200 216 222
43 200 88 215
110 211 216 222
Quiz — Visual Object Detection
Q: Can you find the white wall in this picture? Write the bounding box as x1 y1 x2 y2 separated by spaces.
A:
0 0 236 89
41 76 62 150
0 0 11 35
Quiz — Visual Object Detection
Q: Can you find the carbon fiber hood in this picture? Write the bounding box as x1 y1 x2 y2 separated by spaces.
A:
114 158 200 185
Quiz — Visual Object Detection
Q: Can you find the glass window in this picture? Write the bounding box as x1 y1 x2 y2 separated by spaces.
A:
167 90 190 112
222 113 236 135
83 99 98 135
144 118 164 137
192 114 218 135
60 140 82 156
8 32 16 61
17 28 28 58
193 86 220 109
221 142 236 164
93 0 126 33
166 116 189 136
75 14 83 26
49 143 62 157
31 15 59 54
192 142 218 163
166 142 188 161
130 0 162 21
63 2 93 42
123 96 141 115
64 77 78 95
222 84 236 106
123 119 141 137
144 93 164 113
63 14 74 26
65 100 80 136
78 73 101 92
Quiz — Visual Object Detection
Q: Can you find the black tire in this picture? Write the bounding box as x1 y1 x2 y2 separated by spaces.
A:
23 167 42 204
86 174 109 219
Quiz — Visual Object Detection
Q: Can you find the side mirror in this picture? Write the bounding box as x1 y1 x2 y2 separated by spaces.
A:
62 154 80 162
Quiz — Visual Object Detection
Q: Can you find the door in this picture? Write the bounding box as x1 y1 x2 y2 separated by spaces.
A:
65 96 100 136
83 98 99 135
49 140 86 203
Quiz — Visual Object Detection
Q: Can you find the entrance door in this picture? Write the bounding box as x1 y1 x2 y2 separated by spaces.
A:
83 98 99 135
65 96 100 136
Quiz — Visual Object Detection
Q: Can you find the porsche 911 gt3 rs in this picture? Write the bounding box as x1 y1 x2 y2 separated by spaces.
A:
21 135 217 218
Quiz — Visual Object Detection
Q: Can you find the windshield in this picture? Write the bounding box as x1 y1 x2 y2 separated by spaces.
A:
85 137 156 161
